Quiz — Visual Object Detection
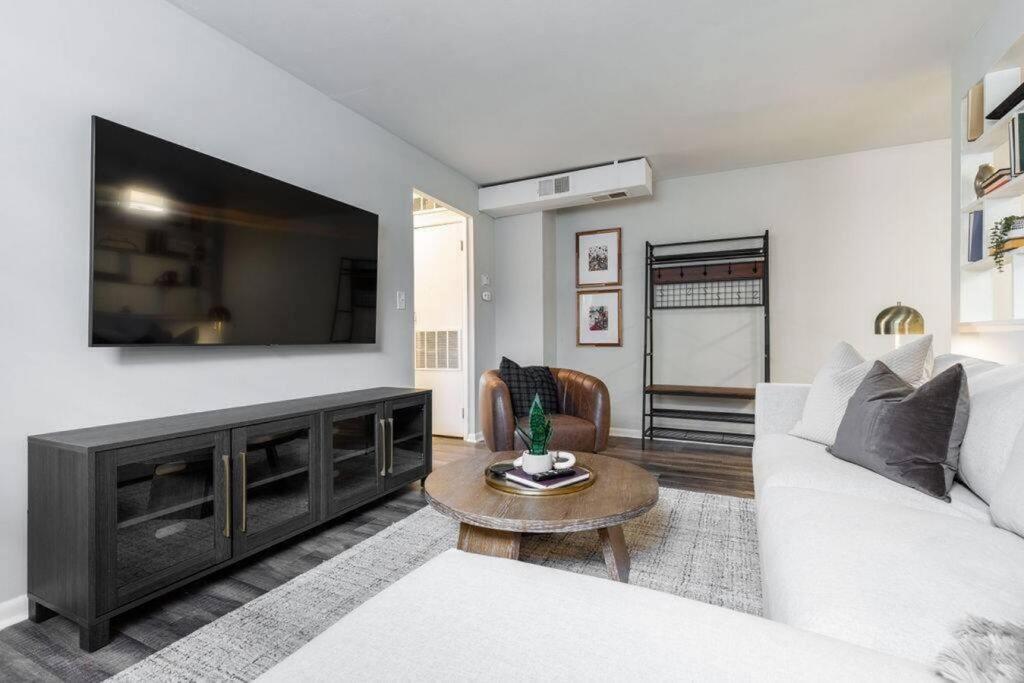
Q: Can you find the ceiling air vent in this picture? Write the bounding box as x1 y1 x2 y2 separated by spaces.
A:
479 158 652 217
538 175 571 197
590 191 629 202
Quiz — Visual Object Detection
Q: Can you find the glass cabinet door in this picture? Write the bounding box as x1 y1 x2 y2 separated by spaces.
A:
386 396 430 485
325 405 383 516
231 415 318 554
102 432 231 610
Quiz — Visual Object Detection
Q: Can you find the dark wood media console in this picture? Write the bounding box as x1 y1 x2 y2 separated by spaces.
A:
27 387 431 651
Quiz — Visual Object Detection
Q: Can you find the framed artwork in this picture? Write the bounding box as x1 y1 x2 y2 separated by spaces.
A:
576 227 621 287
577 289 622 347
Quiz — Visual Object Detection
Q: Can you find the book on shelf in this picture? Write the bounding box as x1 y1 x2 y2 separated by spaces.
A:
980 168 1011 195
968 81 985 142
982 177 1012 195
1012 115 1019 176
503 467 590 490
968 211 984 262
1015 113 1024 176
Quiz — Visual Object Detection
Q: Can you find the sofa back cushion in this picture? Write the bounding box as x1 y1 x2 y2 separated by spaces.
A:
789 336 933 446
990 423 1024 538
933 353 1001 379
959 365 1024 502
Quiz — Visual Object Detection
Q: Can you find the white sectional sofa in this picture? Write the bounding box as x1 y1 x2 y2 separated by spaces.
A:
261 352 1023 680
261 549 931 681
754 353 1024 666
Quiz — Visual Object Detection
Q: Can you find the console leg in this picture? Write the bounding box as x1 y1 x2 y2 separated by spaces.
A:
27 598 56 623
420 477 426 488
79 619 111 652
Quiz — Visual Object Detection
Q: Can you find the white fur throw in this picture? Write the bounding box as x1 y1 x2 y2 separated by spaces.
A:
936 617 1024 682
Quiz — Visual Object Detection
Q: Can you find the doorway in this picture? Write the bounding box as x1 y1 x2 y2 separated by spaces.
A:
413 190 470 438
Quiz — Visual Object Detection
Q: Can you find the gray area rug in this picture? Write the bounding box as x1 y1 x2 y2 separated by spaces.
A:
113 487 760 682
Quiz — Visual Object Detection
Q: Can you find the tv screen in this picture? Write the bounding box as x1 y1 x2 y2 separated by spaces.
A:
90 117 378 346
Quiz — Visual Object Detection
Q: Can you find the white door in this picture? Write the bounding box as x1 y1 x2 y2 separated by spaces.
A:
414 217 467 437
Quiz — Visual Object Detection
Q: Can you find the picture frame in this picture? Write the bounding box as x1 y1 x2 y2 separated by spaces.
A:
576 289 622 347
576 227 621 287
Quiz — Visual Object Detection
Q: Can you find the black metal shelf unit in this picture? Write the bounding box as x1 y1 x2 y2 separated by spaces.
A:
641 231 770 449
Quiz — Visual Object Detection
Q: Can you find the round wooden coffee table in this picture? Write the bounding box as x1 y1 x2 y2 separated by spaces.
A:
424 451 658 582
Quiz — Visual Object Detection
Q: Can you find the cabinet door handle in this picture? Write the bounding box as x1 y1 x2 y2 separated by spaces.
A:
379 418 387 476
222 454 231 538
240 451 248 533
387 417 395 474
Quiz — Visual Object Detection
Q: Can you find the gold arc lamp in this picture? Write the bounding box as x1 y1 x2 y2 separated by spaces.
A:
874 301 924 340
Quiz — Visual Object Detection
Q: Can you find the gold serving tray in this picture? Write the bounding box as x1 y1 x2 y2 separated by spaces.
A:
484 460 596 496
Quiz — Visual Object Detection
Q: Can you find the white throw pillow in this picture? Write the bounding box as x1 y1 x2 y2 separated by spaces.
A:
991 423 1024 538
958 364 1024 503
788 335 933 446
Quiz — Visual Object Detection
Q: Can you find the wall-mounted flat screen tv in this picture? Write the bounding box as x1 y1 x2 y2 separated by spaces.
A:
90 116 378 346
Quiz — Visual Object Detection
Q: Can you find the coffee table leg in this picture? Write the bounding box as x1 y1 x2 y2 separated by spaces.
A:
457 523 521 560
598 525 630 582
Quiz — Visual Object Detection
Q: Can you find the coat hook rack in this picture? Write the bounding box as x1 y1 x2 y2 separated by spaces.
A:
642 230 770 451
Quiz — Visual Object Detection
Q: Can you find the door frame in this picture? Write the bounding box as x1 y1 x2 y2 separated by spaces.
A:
412 189 474 440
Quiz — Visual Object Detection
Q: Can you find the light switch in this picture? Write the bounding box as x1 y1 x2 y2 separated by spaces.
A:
396 290 407 310
481 274 490 286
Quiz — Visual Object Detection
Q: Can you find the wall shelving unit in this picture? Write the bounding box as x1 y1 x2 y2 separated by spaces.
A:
958 35 1024 329
641 231 769 450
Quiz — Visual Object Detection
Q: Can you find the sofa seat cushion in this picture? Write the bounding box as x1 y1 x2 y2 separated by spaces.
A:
753 434 990 523
757 486 1024 665
516 413 595 451
259 549 932 682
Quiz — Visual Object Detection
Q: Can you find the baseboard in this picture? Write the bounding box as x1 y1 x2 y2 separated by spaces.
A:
464 432 483 443
609 427 642 439
0 594 27 630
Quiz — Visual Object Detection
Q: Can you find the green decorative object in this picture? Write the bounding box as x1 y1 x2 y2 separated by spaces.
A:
990 215 1024 272
516 393 553 455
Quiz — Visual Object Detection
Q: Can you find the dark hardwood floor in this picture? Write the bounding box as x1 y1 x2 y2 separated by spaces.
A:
0 436 751 681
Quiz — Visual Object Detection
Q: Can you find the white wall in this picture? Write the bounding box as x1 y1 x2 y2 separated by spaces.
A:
493 211 556 365
951 0 1024 363
0 0 495 615
555 140 952 433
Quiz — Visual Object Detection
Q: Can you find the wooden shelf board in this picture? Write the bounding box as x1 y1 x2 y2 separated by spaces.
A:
645 426 754 448
961 197 983 213
649 408 755 424
117 495 214 529
961 257 997 272
247 465 309 491
958 319 1024 333
644 384 755 400
965 114 1013 154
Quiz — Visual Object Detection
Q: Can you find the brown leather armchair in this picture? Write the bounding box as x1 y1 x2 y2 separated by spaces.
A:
479 368 611 453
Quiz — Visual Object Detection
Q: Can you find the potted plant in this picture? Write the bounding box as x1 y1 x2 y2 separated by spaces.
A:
516 394 555 474
990 215 1024 272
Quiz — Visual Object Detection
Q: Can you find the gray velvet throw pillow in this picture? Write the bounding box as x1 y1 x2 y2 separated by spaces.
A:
828 361 969 500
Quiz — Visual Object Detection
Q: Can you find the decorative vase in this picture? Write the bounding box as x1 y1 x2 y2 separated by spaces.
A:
521 451 553 474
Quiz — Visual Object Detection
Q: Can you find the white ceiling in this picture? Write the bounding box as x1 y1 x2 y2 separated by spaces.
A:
167 0 993 185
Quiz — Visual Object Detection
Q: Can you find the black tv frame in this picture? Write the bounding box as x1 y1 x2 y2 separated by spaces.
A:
88 116 380 348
